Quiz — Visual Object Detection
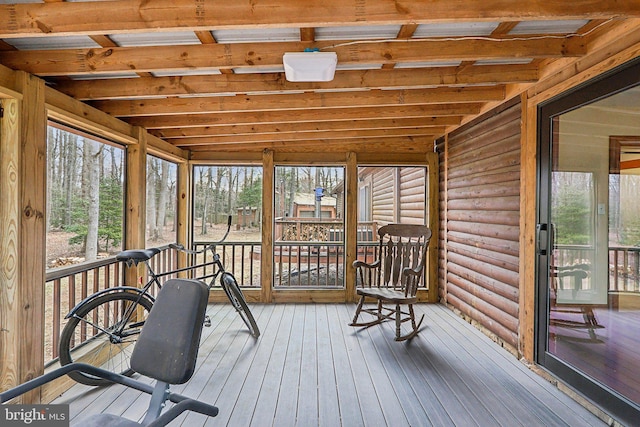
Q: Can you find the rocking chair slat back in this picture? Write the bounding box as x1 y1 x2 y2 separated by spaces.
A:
378 224 431 292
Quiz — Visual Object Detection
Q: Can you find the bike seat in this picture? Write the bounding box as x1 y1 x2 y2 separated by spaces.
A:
116 248 160 265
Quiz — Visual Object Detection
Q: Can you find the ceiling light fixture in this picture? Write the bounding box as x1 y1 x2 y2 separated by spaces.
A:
283 49 337 82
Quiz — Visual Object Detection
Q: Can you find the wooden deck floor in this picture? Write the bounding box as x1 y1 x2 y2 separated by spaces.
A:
54 303 606 426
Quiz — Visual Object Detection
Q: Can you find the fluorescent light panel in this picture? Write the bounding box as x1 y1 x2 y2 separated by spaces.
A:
283 52 337 82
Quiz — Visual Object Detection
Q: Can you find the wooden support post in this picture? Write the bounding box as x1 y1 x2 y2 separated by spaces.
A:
441 134 449 304
345 152 358 302
261 149 274 302
519 92 537 361
124 127 147 287
426 151 439 303
176 161 190 276
0 98 21 396
19 72 47 404
0 72 47 402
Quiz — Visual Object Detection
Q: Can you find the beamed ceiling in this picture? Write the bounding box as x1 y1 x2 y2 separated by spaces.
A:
1 1 640 154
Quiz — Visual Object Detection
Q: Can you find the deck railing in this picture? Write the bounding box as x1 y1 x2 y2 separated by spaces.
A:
192 241 262 287
554 245 640 293
44 245 177 365
273 241 344 287
609 246 640 292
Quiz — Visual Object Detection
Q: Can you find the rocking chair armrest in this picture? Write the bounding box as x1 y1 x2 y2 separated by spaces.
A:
402 265 424 277
353 259 381 270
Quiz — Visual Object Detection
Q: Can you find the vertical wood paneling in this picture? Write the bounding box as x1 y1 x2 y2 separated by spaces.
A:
442 99 521 350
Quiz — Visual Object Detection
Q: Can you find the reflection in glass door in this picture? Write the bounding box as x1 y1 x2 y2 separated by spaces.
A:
537 61 640 424
273 165 345 288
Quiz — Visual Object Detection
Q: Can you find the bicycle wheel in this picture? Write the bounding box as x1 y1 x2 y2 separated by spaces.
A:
221 273 260 338
58 292 154 386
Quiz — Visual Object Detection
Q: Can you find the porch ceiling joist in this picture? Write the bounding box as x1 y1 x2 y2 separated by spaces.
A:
127 103 481 129
184 136 436 153
51 65 538 101
0 38 584 76
150 117 459 139
91 86 506 117
167 127 441 147
1 0 639 37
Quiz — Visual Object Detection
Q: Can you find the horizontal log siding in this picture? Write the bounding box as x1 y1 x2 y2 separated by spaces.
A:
399 167 426 224
443 100 521 349
371 168 394 223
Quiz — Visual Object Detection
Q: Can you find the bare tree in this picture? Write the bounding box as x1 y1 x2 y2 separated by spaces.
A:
147 157 158 241
157 160 170 235
84 139 102 260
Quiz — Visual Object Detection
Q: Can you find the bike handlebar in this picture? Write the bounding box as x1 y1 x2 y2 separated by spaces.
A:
169 215 233 254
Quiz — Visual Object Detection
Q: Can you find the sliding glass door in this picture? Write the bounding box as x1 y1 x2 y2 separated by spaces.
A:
537 59 640 424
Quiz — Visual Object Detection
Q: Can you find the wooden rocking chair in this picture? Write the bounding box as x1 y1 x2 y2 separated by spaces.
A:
350 223 432 341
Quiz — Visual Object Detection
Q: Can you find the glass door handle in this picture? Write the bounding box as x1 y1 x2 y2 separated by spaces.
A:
536 223 548 256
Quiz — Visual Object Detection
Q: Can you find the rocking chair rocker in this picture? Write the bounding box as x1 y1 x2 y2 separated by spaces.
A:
350 223 432 341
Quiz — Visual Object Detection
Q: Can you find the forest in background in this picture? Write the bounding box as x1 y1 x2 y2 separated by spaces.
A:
46 125 176 267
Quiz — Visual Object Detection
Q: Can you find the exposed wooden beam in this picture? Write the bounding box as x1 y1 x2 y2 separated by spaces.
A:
88 34 153 78
45 86 138 144
2 0 639 37
300 27 315 42
53 65 537 100
194 30 216 44
126 103 482 128
186 136 435 153
89 34 118 48
491 22 521 35
92 86 505 117
382 23 418 69
167 127 439 146
0 38 584 76
151 117 460 139
397 23 419 39
0 64 19 98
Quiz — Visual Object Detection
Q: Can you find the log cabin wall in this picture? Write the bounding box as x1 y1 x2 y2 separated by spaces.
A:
369 167 427 225
371 168 395 223
399 167 427 225
440 98 522 352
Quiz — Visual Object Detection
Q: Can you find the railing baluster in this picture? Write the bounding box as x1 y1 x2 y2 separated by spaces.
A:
52 279 61 360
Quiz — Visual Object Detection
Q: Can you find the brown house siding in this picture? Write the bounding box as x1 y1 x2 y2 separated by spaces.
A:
369 167 426 224
399 167 427 224
440 99 522 349
371 168 395 223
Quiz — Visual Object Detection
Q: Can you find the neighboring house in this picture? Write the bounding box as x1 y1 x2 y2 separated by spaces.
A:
292 192 337 219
